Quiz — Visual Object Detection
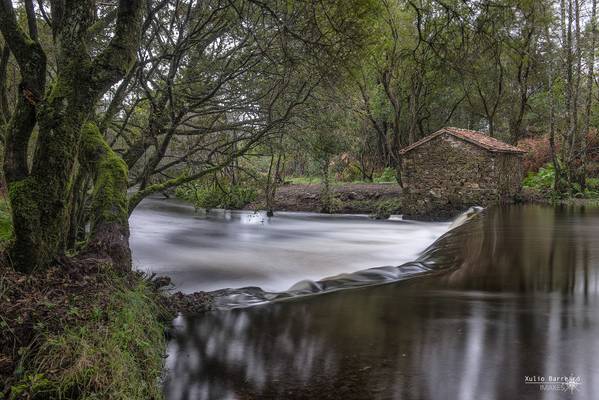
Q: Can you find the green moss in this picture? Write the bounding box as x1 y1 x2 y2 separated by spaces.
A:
9 278 167 400
81 123 129 228
94 154 129 226
0 197 13 247
45 78 68 105
6 178 49 271
7 179 39 223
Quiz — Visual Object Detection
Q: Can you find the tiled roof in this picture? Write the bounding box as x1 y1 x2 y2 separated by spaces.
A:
399 127 526 155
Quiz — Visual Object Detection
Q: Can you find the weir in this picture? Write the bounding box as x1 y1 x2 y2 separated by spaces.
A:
129 197 455 293
208 206 484 309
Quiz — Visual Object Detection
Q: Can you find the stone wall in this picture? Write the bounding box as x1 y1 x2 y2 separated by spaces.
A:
497 153 524 201
400 133 523 219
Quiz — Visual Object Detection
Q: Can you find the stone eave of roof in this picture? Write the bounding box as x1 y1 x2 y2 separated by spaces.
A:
399 127 527 155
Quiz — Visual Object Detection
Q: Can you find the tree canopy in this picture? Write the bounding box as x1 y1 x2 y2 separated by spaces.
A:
0 0 597 272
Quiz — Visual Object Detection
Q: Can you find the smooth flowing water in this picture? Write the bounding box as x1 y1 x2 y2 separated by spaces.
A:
130 197 449 293
156 205 599 400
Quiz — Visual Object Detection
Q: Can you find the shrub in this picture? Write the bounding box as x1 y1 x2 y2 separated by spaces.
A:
219 186 257 209
522 163 599 199
522 163 555 189
587 177 599 190
373 168 396 183
175 182 257 210
517 136 553 174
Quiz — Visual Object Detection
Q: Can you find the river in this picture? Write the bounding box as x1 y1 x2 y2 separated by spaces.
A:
130 200 599 400
130 197 449 293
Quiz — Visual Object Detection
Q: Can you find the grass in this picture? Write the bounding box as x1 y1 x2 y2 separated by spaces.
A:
5 276 168 400
286 176 322 184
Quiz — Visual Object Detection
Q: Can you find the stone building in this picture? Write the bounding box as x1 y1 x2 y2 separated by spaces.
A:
399 127 525 219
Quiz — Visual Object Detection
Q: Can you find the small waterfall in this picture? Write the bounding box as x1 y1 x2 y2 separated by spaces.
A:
448 206 484 230
208 206 484 309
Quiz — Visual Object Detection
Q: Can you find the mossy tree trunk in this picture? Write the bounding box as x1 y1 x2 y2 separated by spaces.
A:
0 1 142 272
80 123 131 272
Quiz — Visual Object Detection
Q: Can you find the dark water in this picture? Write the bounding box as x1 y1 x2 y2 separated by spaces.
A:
163 205 599 400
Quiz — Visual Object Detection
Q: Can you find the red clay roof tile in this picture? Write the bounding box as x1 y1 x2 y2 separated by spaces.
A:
399 127 526 155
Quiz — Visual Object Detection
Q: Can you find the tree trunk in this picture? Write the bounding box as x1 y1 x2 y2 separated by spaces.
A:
80 123 131 271
320 158 333 213
546 26 565 193
265 150 276 215
0 0 142 272
578 0 597 190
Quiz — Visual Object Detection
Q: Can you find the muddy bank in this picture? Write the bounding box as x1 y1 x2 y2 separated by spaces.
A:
248 183 403 216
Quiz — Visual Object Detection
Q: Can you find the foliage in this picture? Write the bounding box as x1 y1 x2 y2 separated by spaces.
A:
587 178 599 190
321 196 343 214
373 168 397 183
523 163 556 190
175 182 257 210
523 164 599 199
517 137 553 174
571 184 599 199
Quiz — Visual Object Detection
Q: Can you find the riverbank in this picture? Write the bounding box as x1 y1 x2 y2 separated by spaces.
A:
247 183 599 219
0 195 219 398
247 183 403 218
520 186 599 206
0 257 183 399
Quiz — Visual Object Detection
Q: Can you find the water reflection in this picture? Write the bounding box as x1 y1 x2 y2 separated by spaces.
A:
164 205 599 400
